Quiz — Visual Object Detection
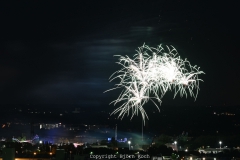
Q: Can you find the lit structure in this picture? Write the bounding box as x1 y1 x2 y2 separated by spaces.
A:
106 44 204 124
128 141 131 150
219 141 222 150
198 147 229 154
174 141 177 151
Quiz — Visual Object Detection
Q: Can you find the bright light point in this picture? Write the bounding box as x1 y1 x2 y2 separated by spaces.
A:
128 141 131 144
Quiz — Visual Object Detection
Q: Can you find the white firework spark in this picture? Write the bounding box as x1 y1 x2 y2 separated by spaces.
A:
105 44 204 124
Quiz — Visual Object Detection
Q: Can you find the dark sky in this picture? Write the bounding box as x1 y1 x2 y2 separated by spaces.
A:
0 1 239 108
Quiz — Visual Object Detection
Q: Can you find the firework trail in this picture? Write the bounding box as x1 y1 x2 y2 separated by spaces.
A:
105 44 204 124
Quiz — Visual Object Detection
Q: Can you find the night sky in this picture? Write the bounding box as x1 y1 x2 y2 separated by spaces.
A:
0 1 239 108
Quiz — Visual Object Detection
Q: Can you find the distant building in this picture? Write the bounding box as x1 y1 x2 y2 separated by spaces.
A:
73 142 84 148
165 143 178 151
39 123 62 129
198 148 230 154
91 145 108 148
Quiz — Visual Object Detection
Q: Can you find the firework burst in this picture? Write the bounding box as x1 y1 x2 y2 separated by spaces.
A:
105 44 204 124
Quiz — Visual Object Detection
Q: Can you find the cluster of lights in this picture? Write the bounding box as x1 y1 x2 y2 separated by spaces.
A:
106 44 204 124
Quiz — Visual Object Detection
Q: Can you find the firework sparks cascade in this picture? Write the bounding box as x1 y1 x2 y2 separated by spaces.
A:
105 44 204 124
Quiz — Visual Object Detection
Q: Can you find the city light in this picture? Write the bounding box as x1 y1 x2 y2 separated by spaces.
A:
128 141 131 150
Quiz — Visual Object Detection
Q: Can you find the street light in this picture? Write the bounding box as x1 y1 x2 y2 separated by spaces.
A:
128 141 131 150
50 152 52 160
174 141 177 151
33 152 36 159
219 141 222 150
